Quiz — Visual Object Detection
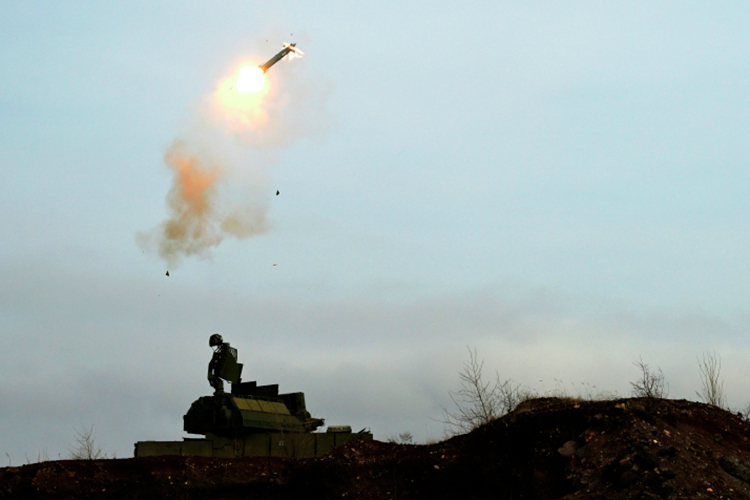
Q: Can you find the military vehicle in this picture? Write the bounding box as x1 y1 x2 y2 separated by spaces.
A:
135 334 372 458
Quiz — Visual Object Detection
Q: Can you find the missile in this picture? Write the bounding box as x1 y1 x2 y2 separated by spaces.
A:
259 43 301 73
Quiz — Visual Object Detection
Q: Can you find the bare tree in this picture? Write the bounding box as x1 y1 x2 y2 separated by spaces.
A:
69 425 104 460
738 402 750 422
630 357 668 398
442 347 531 434
696 351 726 408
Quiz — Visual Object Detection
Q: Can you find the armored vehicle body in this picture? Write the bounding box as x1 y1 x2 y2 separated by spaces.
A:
135 335 371 458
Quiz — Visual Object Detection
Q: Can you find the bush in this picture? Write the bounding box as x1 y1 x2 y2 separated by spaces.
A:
387 432 414 444
630 357 668 398
69 425 105 460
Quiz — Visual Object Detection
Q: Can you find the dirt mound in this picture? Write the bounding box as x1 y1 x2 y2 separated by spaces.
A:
3 397 750 499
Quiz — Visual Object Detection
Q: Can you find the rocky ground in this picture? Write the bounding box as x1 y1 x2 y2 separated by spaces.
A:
3 397 750 499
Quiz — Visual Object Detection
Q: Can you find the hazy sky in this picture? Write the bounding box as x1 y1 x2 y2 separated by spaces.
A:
2 2 750 461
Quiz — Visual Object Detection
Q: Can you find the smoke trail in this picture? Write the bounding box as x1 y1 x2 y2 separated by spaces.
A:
138 38 329 266
136 141 270 266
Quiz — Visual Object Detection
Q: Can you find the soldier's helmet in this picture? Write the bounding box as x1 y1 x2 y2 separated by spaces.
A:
209 333 223 347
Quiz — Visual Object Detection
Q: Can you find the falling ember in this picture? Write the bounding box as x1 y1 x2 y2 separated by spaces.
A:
237 65 265 93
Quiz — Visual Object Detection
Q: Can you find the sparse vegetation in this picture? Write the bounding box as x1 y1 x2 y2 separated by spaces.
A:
538 378 618 402
630 357 669 398
437 346 740 440
543 378 572 398
69 425 105 460
24 449 49 464
442 347 534 434
696 351 726 408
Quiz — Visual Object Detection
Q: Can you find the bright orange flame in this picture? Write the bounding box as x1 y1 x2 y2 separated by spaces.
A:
237 65 265 93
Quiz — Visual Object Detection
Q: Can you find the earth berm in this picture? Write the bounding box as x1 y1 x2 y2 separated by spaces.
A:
3 397 750 499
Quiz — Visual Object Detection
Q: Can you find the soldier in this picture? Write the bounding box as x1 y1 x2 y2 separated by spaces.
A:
207 333 227 393
207 333 244 394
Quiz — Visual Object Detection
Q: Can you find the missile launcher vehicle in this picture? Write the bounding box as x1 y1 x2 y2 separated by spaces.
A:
135 335 371 458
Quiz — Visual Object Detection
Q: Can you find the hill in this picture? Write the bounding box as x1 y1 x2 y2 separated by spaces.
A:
3 397 750 499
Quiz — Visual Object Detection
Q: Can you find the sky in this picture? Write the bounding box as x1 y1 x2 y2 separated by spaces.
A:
2 1 750 461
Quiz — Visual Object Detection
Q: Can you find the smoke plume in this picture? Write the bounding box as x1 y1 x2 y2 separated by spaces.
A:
136 141 270 265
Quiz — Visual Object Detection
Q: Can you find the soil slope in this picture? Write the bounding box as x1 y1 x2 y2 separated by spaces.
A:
3 397 750 499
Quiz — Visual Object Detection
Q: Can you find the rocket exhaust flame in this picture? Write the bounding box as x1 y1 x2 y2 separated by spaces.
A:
237 65 265 93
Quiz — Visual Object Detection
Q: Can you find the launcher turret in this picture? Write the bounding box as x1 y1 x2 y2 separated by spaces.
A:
134 334 370 458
